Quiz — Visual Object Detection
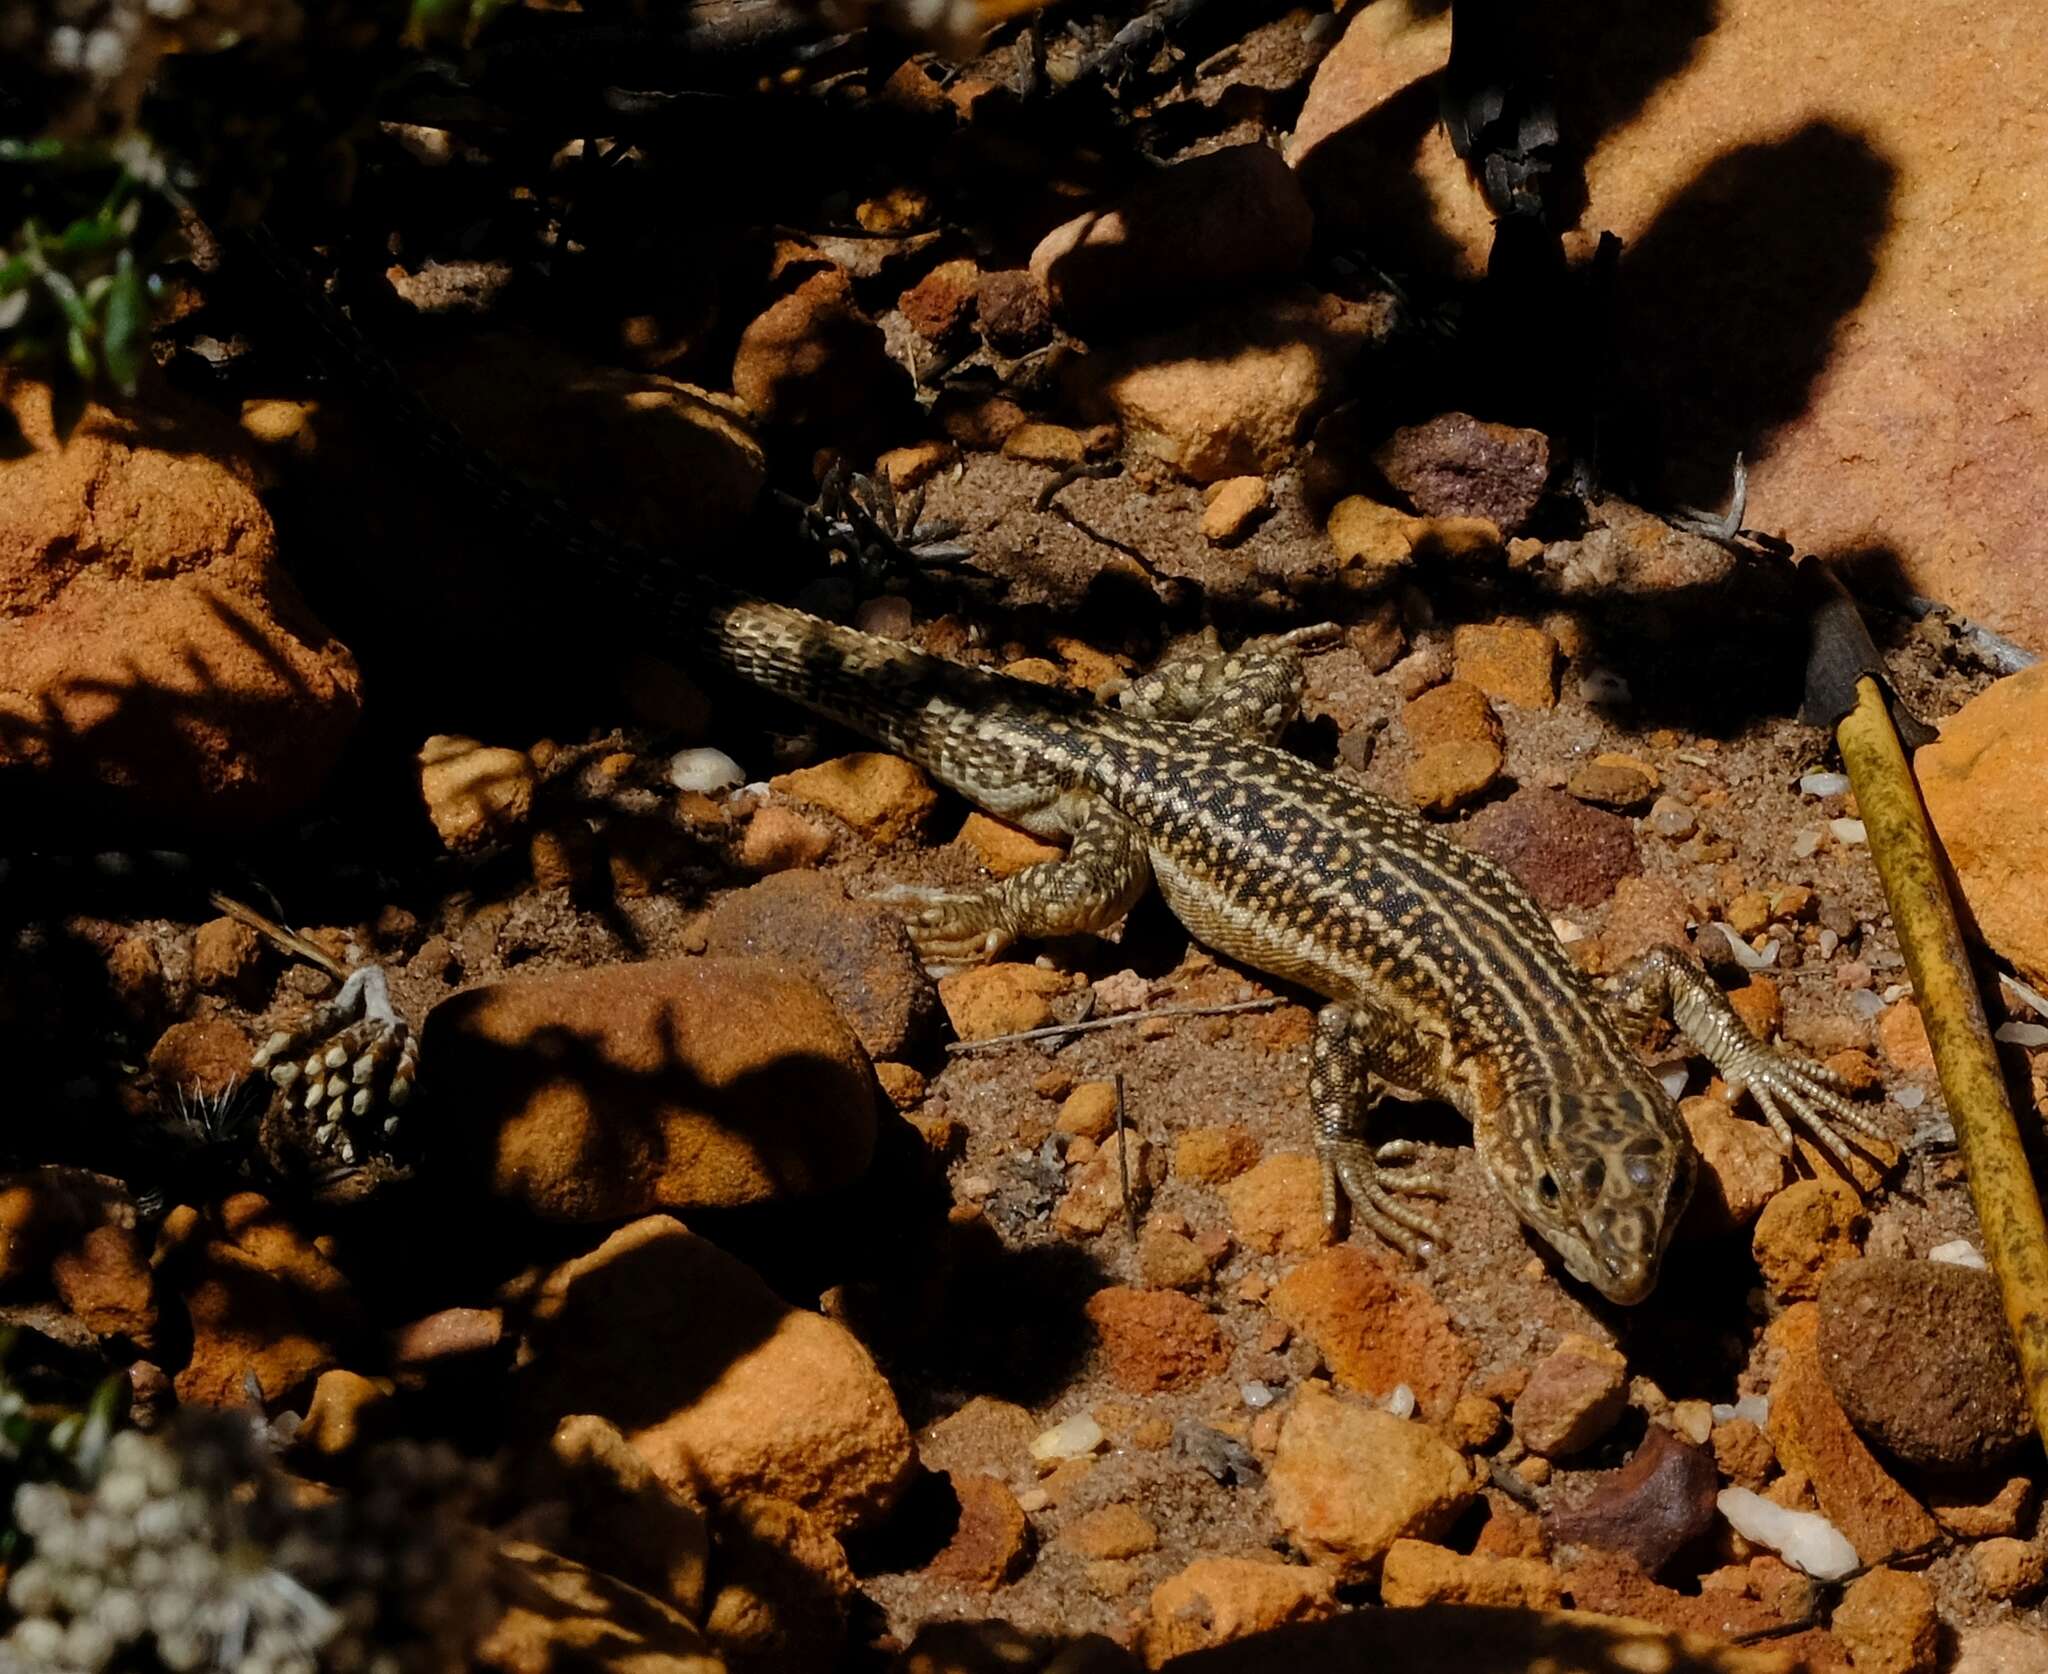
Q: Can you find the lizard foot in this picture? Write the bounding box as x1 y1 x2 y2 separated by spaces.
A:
1721 1043 1887 1168
1319 1138 1449 1261
870 882 1014 975
251 964 419 1161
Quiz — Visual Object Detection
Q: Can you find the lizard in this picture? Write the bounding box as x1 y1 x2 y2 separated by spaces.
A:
692 593 1882 1303
246 238 1883 1303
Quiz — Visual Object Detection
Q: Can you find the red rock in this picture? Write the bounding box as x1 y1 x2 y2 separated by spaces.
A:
417 735 534 855
1376 413 1551 535
1752 1178 1866 1301
702 870 936 1060
388 1306 504 1384
1060 1503 1158 1560
1132 1555 1338 1665
1175 1125 1261 1184
939 964 1072 1042
1831 1565 1937 1674
1452 622 1560 709
1405 739 1503 814
771 751 936 845
295 1368 393 1458
1512 1332 1628 1456
732 266 906 434
957 811 1063 876
1266 1246 1471 1421
1679 1096 1788 1231
1928 1474 2033 1539
1547 1423 1718 1575
1919 668 2048 985
1084 1286 1227 1394
1222 1154 1329 1254
1268 1385 1475 1581
1030 145 1313 327
191 916 269 1001
1817 1257 2030 1470
703 1487 857 1672
0 377 362 829
739 804 833 872
1765 1304 1939 1563
1075 288 1387 484
928 1472 1031 1590
1463 786 1641 911
517 1216 914 1536
901 260 982 345
427 958 878 1219
1972 1538 2048 1602
50 1221 155 1346
975 270 1052 357
1200 476 1269 545
1055 1133 1151 1239
1401 680 1502 750
169 1196 355 1409
1379 1539 1563 1608
1567 756 1659 811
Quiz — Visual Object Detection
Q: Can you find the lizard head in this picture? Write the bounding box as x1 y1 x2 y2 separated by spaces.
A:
1481 1085 1695 1305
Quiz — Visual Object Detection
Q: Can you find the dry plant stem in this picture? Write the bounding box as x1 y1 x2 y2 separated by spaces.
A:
1837 674 2048 1455
944 996 1283 1054
206 889 348 979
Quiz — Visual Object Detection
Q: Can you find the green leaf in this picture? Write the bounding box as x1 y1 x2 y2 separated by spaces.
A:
102 253 146 392
64 323 96 386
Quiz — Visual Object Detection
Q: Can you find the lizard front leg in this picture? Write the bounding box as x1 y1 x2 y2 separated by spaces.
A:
1313 1002 1452 1257
888 798 1151 973
1607 945 1884 1164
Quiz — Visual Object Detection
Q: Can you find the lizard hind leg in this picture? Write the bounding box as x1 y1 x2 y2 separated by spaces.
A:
881 798 1152 976
1117 625 1335 742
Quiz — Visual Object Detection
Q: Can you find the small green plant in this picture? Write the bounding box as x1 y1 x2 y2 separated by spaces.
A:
0 137 172 440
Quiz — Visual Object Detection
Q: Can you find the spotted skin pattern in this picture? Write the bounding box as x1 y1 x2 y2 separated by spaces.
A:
697 600 1886 1302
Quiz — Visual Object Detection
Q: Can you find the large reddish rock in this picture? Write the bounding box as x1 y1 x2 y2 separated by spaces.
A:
732 266 907 435
1294 0 2048 655
425 957 879 1219
0 375 361 828
516 1216 914 1536
1917 666 2048 988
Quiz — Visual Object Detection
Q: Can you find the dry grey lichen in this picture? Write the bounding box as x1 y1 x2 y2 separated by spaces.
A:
1 1415 493 1674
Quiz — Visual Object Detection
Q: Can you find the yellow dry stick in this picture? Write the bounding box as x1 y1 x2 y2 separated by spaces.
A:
1836 674 2048 1451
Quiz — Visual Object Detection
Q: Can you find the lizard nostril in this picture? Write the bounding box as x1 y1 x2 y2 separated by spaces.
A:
1538 1174 1560 1200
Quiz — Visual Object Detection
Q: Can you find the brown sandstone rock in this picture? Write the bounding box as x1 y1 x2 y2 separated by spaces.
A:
426 958 878 1219
0 375 362 828
517 1216 914 1536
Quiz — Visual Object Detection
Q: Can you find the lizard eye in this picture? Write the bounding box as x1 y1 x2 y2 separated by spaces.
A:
1581 1160 1606 1193
1626 1156 1657 1189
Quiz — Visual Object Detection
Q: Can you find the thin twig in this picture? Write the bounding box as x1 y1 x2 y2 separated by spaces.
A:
1114 1071 1138 1240
945 996 1283 1054
206 890 348 980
